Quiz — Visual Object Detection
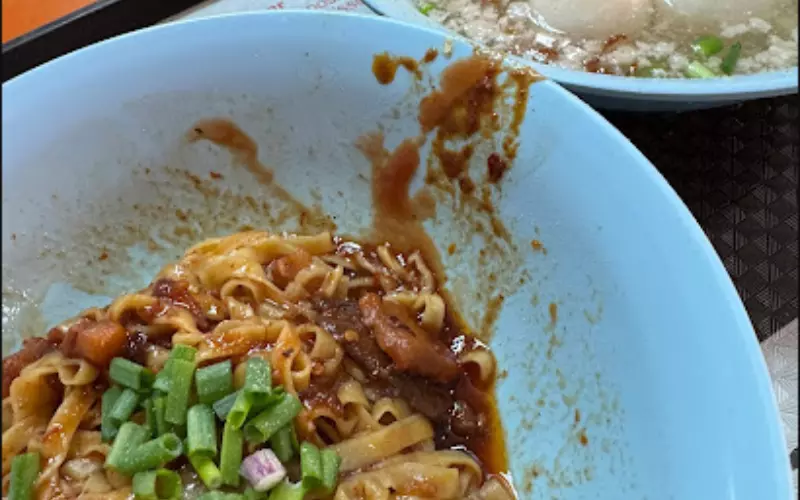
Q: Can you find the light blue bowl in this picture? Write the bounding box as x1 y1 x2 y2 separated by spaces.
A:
2 11 792 498
364 0 799 111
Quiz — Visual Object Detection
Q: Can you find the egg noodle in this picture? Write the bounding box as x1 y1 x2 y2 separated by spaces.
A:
2 231 513 499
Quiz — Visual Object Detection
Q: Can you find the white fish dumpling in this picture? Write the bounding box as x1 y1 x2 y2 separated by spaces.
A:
529 0 655 39
657 0 779 25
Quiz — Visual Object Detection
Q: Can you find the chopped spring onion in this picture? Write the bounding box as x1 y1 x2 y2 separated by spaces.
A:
251 387 287 416
171 344 198 361
132 469 182 500
686 61 716 79
299 442 323 490
198 493 245 500
240 449 286 492
418 2 435 15
143 397 157 438
213 390 240 421
110 357 154 391
195 360 234 405
153 344 197 393
633 58 670 78
153 396 169 436
189 454 223 490
220 421 244 487
243 394 302 445
152 370 170 394
171 424 187 439
226 357 273 427
721 41 742 75
269 426 295 463
164 359 195 426
101 386 124 442
117 433 184 475
187 404 217 458
228 391 253 429
8 452 40 500
266 480 305 500
320 448 341 493
244 488 269 500
289 421 300 451
106 422 151 471
243 357 272 405
691 35 724 57
109 388 141 426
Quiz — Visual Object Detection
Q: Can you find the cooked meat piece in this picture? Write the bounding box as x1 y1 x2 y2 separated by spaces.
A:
2 337 54 397
151 278 211 331
56 317 95 359
387 375 452 421
123 330 149 365
268 249 313 289
359 293 459 383
299 374 346 417
449 400 483 437
67 320 128 368
309 297 393 379
309 297 369 338
450 376 487 436
309 295 481 440
46 325 67 344
453 372 490 414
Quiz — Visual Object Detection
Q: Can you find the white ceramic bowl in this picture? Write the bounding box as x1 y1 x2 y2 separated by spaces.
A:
2 11 791 498
363 0 799 111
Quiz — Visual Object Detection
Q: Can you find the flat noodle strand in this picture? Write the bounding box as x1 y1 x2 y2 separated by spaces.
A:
1 230 505 499
332 414 434 473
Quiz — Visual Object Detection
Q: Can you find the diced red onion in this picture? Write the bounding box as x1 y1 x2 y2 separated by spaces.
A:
240 448 287 492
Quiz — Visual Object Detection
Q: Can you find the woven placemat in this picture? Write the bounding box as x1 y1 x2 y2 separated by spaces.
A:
601 95 799 342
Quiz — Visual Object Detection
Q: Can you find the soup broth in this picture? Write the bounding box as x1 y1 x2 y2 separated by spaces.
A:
416 0 798 77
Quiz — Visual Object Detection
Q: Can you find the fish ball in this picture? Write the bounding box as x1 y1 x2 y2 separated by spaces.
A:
529 0 655 39
657 0 780 25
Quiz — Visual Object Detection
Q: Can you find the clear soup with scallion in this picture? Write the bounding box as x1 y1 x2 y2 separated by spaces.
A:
415 0 798 78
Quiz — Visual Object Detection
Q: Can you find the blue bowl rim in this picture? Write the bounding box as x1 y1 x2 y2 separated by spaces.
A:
361 0 799 101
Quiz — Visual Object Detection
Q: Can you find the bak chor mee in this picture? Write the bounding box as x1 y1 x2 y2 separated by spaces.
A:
2 231 514 500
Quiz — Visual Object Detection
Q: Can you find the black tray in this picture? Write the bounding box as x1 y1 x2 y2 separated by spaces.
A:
2 0 207 81
603 96 798 342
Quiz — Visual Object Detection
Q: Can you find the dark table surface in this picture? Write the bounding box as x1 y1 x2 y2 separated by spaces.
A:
602 95 799 342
